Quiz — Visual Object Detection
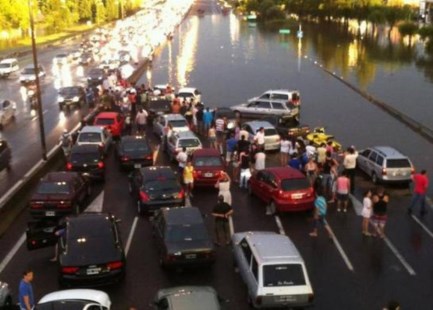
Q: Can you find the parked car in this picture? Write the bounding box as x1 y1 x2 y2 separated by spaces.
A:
87 68 106 86
76 126 112 154
20 65 46 84
177 87 202 103
248 89 301 107
0 99 16 129
153 114 190 139
0 280 12 308
57 86 87 111
29 172 91 218
0 58 19 78
356 146 414 184
57 213 126 287
53 53 71 65
242 120 281 151
36 289 111 309
67 145 105 181
117 135 153 169
192 148 225 187
94 112 124 139
232 231 314 309
79 52 94 65
154 286 221 310
166 131 202 161
248 167 314 213
260 115 310 139
0 139 11 171
152 207 215 268
129 166 184 215
231 98 299 122
305 127 341 152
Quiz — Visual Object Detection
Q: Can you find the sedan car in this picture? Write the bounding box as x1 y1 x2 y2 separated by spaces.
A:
231 98 299 122
20 65 46 84
129 166 184 215
153 114 190 139
67 144 105 181
57 86 86 111
87 68 106 86
117 136 153 169
242 120 281 151
36 289 111 309
192 148 225 187
57 213 126 287
93 112 124 139
0 139 11 171
0 280 12 308
0 99 16 129
177 87 201 103
154 286 221 310
248 167 314 213
152 207 215 268
29 172 91 218
76 126 112 155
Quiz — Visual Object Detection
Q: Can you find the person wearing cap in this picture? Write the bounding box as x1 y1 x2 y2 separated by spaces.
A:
212 195 233 246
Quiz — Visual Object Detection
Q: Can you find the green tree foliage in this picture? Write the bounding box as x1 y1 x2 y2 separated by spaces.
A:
398 21 418 45
418 26 433 40
77 0 93 21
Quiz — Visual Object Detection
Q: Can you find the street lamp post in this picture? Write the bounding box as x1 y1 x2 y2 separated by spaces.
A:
28 0 47 160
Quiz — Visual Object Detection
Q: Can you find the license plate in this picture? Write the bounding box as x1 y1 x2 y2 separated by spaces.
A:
86 268 101 275
277 295 296 302
45 211 55 217
185 254 196 259
291 193 303 199
204 172 213 178
134 164 141 168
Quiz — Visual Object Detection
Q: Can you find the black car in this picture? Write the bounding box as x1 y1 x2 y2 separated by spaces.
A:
79 52 94 65
58 86 86 110
128 166 184 215
87 68 106 86
117 136 153 169
152 207 215 268
261 115 310 138
67 145 105 180
0 139 11 171
57 213 126 286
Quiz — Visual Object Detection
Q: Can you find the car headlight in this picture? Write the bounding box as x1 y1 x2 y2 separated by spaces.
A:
72 96 79 102
98 77 102 80
58 96 65 102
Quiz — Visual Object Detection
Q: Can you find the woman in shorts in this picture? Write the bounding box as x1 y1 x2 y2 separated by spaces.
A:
361 189 373 236
208 124 217 149
183 161 194 198
336 171 350 212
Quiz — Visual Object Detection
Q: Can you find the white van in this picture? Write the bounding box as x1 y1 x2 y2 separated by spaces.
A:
0 58 19 78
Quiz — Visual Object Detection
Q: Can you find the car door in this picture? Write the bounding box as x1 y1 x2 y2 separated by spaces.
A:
244 101 259 117
271 101 286 116
255 101 272 116
262 172 278 203
366 151 378 177
254 171 269 201
237 239 257 299
357 149 371 173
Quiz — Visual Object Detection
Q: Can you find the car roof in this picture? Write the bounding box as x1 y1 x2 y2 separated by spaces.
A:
263 89 298 94
0 58 18 63
38 289 111 308
369 146 408 159
42 171 79 182
178 87 197 92
80 125 105 133
244 120 276 130
139 166 176 179
96 112 120 118
67 212 113 228
164 114 187 121
265 167 306 179
162 207 203 225
157 286 219 310
193 148 221 157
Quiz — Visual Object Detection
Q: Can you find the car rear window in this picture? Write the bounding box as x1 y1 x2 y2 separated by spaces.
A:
71 151 100 163
95 118 114 125
68 219 113 239
281 178 310 191
179 139 200 148
263 264 306 287
169 120 188 128
166 224 207 242
178 92 192 98
386 159 411 168
37 182 70 195
194 156 223 167
78 132 101 143
143 179 179 191
264 128 278 136
36 300 88 310
122 141 150 152
273 94 289 100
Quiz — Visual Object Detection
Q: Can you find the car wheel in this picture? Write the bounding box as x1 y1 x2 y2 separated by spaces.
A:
372 173 379 184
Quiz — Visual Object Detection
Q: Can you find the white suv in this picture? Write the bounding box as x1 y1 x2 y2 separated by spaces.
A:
166 131 202 161
0 58 19 78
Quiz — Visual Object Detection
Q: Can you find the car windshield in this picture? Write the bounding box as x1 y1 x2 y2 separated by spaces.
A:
71 151 100 163
78 132 101 143
168 120 187 128
178 92 192 98
23 68 36 74
0 63 11 68
36 300 90 310
166 224 208 242
59 87 79 96
179 139 200 148
143 179 178 191
194 156 222 167
37 182 70 195
122 141 150 152
264 128 278 136
387 159 411 168
68 219 113 239
95 118 114 125
281 178 310 191
263 264 306 287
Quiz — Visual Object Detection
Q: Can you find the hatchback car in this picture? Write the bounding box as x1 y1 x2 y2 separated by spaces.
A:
242 120 281 151
29 172 91 218
20 65 46 84
166 131 202 161
248 167 314 213
58 213 126 287
129 166 184 215
231 98 299 121
0 99 16 129
153 114 190 139
177 87 202 103
117 136 153 169
94 112 124 139
356 146 414 184
58 86 86 111
192 148 225 187
36 289 111 309
0 139 11 171
0 58 19 78
154 286 221 310
152 207 215 268
67 145 105 181
76 126 112 154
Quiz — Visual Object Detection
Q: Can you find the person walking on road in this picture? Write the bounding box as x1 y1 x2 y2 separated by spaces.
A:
183 161 194 198
135 107 148 135
408 169 429 216
18 269 35 310
343 146 358 194
309 189 333 238
212 195 233 246
215 171 232 205
336 171 350 212
361 189 373 236
371 187 389 238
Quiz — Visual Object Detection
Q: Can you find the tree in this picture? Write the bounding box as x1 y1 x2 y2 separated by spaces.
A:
78 0 93 21
367 7 386 36
384 6 408 39
398 21 418 46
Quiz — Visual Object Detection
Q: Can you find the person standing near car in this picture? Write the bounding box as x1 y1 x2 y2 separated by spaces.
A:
254 127 265 150
371 187 389 238
215 171 232 206
336 171 350 212
135 107 148 135
280 135 291 167
343 146 358 194
18 269 34 310
212 195 233 246
176 147 188 177
408 169 429 216
203 107 213 133
215 115 226 155
183 161 194 198
309 189 333 238
239 150 251 189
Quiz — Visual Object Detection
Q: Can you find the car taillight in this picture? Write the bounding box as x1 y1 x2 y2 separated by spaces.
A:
121 156 129 162
107 261 123 270
30 202 43 209
139 191 149 202
177 189 185 199
62 266 79 274
255 296 262 305
97 161 104 169
58 201 72 208
66 162 73 170
382 168 387 175
145 155 153 160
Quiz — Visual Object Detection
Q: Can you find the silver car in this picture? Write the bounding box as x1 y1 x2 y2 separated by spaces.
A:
0 280 12 308
242 120 281 151
231 98 299 121
0 99 16 128
154 286 221 310
19 65 46 84
153 114 190 139
166 131 202 161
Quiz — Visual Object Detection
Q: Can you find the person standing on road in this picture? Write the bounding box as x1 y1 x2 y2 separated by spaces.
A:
343 146 358 194
309 189 333 238
183 161 194 198
254 127 265 150
371 187 389 238
203 108 213 133
254 147 266 172
239 150 251 189
208 124 217 149
361 189 373 236
215 115 226 155
176 147 188 177
212 195 234 246
135 108 148 135
280 135 291 167
225 133 238 165
336 171 350 213
215 171 232 205
408 169 429 216
18 269 34 310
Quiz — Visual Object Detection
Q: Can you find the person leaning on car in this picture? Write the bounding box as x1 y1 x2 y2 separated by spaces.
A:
212 195 233 246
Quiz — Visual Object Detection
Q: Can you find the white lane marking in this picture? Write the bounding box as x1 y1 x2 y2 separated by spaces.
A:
427 197 433 209
0 233 26 275
125 216 138 257
383 236 416 276
84 191 104 212
23 159 44 179
411 215 433 239
185 195 192 207
349 194 363 216
274 215 286 235
229 216 234 236
325 220 355 272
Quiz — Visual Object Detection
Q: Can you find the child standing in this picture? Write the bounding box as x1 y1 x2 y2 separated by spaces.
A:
361 189 373 236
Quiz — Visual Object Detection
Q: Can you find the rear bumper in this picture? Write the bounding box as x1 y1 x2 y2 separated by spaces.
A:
275 199 314 212
139 199 184 213
193 176 219 187
72 168 105 180
264 142 280 151
30 208 74 219
120 159 153 169
59 268 125 287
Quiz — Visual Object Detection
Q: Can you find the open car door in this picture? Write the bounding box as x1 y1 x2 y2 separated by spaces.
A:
26 219 59 250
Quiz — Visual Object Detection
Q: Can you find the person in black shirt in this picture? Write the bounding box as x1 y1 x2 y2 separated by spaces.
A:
371 187 389 238
236 135 250 153
195 105 204 135
239 150 251 189
212 195 233 246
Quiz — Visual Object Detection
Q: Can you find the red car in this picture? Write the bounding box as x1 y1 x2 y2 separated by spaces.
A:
248 167 314 212
93 112 124 138
192 148 225 187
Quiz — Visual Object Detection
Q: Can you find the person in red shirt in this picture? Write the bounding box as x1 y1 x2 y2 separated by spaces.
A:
408 169 429 216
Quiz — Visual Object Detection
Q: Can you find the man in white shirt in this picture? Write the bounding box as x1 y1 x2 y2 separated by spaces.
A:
255 149 266 171
343 146 358 193
305 141 316 159
135 108 148 135
176 147 188 177
254 127 265 150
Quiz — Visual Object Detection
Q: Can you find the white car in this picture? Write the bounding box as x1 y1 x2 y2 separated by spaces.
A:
0 99 16 128
0 58 19 78
19 65 46 84
248 89 301 106
0 281 12 308
37 289 111 309
177 87 202 103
